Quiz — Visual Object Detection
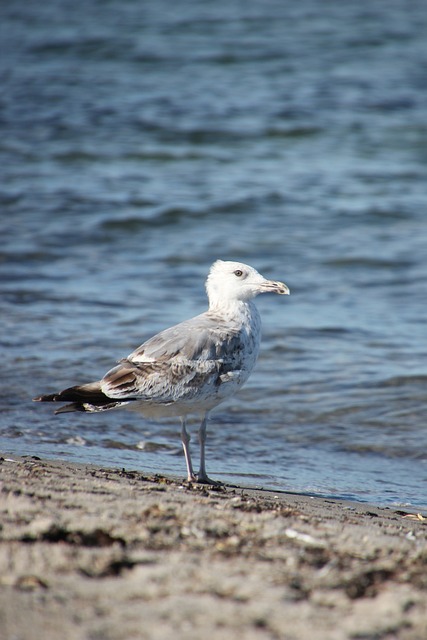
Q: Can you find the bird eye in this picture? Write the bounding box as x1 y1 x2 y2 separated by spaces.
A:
234 269 243 277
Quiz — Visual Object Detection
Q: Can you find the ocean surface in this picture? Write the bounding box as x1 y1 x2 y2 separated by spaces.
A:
1 0 427 508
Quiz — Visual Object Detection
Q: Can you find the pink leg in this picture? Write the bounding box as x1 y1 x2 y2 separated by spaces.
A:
197 412 221 485
180 417 196 482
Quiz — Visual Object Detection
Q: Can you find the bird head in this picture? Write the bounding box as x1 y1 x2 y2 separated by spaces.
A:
206 260 289 307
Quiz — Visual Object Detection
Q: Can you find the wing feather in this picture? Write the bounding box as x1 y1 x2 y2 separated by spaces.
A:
101 313 251 405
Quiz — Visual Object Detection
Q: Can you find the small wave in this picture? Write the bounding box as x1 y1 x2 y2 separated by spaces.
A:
378 375 427 388
102 439 174 453
323 257 412 269
65 436 87 446
101 208 198 231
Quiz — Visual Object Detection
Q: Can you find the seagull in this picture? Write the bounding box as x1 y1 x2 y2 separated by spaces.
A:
34 260 289 483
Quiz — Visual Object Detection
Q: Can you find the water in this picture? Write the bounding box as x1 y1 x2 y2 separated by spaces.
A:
1 0 427 508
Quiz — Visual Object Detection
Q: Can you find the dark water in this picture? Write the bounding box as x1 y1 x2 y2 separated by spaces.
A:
2 0 427 507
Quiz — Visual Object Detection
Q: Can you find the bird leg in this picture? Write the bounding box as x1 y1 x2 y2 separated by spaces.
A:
180 417 196 482
197 413 221 485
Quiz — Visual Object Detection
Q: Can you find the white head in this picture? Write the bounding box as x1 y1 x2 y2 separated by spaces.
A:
206 260 289 309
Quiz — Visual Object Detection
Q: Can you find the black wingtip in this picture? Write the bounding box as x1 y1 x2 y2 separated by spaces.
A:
54 403 83 414
33 393 56 402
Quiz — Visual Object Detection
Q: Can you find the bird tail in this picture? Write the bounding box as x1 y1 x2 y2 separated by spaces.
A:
33 382 125 414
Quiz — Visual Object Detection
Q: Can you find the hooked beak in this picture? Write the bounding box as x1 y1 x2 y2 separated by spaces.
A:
259 279 290 295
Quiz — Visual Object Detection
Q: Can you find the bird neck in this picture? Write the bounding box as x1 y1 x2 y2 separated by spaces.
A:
208 297 259 324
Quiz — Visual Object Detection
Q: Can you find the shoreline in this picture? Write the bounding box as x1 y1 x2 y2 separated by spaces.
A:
1 454 426 639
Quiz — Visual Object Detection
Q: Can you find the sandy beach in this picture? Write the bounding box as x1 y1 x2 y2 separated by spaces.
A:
0 455 426 640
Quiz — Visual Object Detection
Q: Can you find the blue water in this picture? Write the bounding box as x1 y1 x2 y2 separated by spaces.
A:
1 0 427 507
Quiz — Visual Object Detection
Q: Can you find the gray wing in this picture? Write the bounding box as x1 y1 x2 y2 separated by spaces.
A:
100 313 247 404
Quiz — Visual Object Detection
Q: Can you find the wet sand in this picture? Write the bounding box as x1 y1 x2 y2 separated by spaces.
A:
1 455 426 640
